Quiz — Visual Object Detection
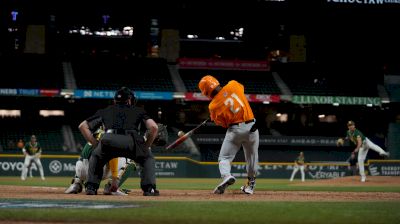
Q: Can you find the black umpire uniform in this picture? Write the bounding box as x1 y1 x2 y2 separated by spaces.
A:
79 87 159 196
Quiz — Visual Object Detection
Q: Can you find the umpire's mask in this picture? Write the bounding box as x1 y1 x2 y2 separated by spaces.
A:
114 87 137 105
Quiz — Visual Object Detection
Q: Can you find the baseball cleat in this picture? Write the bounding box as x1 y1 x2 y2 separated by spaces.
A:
143 188 160 196
213 175 236 194
361 176 366 182
65 183 83 194
240 177 256 195
111 189 128 196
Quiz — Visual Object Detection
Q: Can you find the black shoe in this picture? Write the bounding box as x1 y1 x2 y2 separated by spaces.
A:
85 182 98 195
86 189 97 195
143 188 160 196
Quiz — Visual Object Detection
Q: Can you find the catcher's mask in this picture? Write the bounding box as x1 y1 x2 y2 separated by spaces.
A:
114 87 137 105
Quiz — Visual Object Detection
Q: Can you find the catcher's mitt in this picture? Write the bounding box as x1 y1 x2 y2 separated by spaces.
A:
146 123 168 146
336 138 344 147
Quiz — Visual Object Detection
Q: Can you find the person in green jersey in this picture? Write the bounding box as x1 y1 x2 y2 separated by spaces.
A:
289 151 306 182
337 120 390 182
21 135 45 181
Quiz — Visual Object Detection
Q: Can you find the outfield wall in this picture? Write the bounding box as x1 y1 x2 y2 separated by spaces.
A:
0 154 399 179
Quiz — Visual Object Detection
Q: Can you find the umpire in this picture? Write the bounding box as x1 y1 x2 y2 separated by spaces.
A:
79 87 159 196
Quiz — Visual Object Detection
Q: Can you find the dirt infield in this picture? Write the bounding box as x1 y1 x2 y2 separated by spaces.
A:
1 176 400 202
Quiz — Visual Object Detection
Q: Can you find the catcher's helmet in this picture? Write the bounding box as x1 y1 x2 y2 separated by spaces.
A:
347 120 355 127
198 75 220 98
114 87 136 105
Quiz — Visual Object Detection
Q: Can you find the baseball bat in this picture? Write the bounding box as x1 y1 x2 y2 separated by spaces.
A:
166 118 209 150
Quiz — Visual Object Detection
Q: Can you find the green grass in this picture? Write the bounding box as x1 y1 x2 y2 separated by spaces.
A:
1 176 399 192
1 177 400 223
0 200 399 224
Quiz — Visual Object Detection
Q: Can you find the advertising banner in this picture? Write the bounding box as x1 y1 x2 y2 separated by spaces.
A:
178 58 270 71
74 90 173 100
40 89 60 97
17 89 40 96
292 95 382 106
185 93 281 103
2 155 397 179
194 135 340 146
0 88 18 96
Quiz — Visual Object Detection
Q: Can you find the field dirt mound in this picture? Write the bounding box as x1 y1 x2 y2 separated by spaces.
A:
1 176 400 202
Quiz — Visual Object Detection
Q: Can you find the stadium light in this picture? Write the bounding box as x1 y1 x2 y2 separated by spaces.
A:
39 110 65 117
0 109 21 117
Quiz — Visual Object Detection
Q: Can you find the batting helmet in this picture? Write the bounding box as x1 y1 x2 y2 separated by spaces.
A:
114 87 136 105
198 75 220 98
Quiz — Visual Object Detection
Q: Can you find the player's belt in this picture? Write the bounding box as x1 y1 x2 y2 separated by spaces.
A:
106 129 136 135
229 119 255 127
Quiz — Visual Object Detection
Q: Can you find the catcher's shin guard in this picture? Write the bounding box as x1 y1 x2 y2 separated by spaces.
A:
118 161 137 188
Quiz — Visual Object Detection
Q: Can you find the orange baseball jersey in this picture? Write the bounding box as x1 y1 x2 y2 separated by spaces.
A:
209 80 254 128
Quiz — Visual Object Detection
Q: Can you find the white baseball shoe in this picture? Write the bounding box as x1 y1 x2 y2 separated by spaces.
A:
361 176 366 182
213 175 236 194
65 178 83 194
65 183 83 194
240 177 256 195
111 189 128 196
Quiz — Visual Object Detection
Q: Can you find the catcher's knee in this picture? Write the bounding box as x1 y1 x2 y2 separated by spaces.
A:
75 160 89 181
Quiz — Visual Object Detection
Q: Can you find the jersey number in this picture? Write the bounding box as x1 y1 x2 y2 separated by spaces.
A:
224 93 244 114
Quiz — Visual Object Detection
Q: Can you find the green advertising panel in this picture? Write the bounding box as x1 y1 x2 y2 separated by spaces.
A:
1 154 398 179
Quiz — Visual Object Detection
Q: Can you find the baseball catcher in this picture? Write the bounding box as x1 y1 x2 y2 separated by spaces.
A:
65 126 136 195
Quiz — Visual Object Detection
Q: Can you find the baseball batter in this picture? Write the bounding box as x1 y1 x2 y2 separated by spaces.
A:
198 75 259 194
65 128 136 195
340 120 390 182
21 135 45 181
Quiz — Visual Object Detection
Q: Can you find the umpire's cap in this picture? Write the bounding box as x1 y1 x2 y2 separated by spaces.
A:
114 87 135 104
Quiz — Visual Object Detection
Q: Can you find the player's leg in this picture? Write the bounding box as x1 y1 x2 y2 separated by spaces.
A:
357 147 369 182
86 143 111 195
136 151 159 196
214 128 242 194
103 158 123 195
103 158 133 195
21 155 32 180
118 158 136 188
241 128 259 194
365 138 389 157
300 165 305 182
28 163 33 178
65 159 88 193
34 157 45 180
290 166 299 181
